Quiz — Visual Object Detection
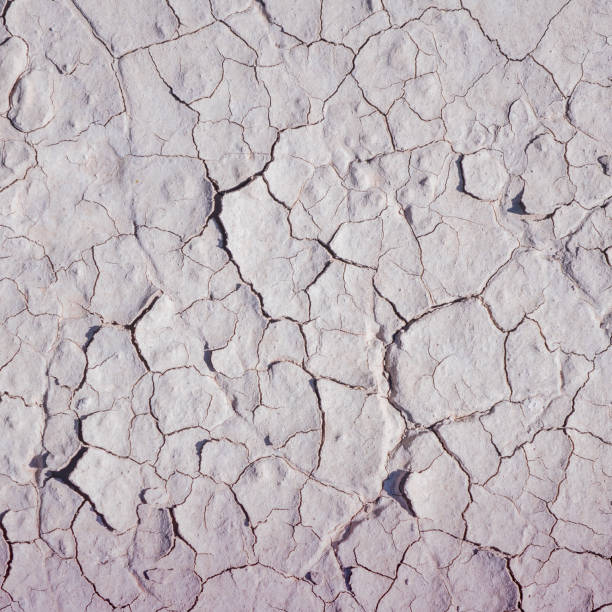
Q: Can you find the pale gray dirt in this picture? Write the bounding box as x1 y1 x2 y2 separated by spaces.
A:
0 0 611 610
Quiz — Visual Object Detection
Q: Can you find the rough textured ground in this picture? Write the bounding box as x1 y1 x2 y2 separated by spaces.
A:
0 0 611 610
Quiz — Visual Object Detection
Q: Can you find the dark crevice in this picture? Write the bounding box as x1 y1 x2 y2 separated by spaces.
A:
168 506 193 551
508 187 527 215
597 155 611 177
382 469 416 516
342 566 354 594
74 325 102 393
44 447 114 531
125 293 162 371
0 512 14 588
505 557 525 612
204 140 281 319
0 0 12 22
456 154 466 193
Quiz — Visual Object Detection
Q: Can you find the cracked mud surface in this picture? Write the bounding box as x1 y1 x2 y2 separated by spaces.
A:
0 0 611 610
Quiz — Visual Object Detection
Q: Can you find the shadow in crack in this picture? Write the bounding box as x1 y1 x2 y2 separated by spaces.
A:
383 470 416 515
195 439 207 462
29 453 48 469
456 155 466 193
507 188 527 215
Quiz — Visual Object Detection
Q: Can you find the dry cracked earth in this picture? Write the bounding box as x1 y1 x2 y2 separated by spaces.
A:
0 0 611 610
